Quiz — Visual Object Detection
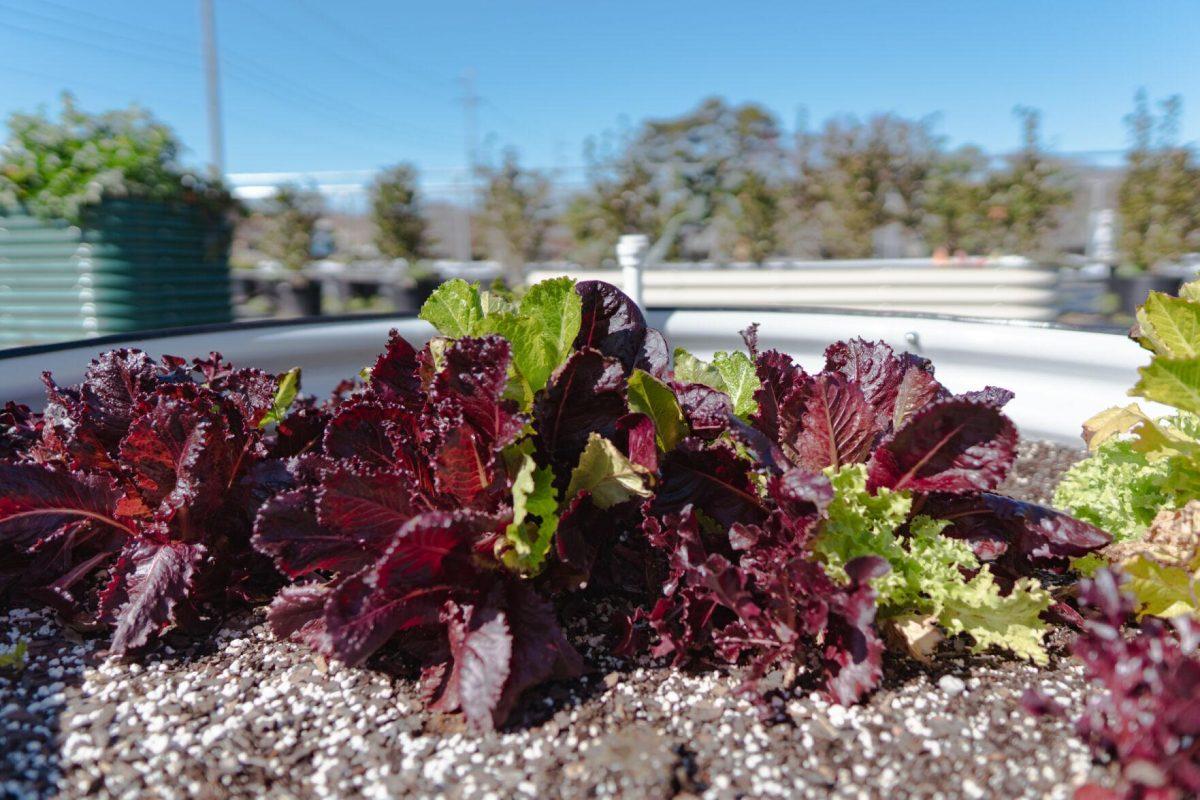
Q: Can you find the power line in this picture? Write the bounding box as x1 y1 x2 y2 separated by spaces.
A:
241 0 451 105
0 3 445 149
289 0 454 93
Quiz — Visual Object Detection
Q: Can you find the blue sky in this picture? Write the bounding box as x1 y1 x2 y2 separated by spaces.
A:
1 0 1197 186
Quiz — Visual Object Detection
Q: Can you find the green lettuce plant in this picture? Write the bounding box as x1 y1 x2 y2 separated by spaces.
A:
1055 281 1200 619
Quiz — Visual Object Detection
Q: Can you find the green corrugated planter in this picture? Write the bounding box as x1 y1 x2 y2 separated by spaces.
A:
0 198 233 345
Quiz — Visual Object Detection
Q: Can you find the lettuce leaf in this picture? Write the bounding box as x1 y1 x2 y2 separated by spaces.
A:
1053 437 1173 543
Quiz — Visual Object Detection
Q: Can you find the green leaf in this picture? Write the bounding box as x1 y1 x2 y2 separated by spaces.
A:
565 433 653 509
419 278 483 338
259 367 301 428
673 347 723 388
712 351 760 418
1053 436 1172 543
939 571 1051 665
1132 356 1200 415
478 277 581 399
502 454 559 574
627 369 688 451
0 641 26 671
1136 292 1200 358
518 277 582 378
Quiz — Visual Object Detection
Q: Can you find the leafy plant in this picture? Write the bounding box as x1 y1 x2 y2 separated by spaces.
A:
0 93 235 223
661 332 1105 669
1 278 1111 732
0 350 297 652
1055 281 1200 619
1025 570 1200 800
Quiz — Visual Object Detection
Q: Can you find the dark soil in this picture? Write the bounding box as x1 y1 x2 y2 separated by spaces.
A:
0 441 1107 800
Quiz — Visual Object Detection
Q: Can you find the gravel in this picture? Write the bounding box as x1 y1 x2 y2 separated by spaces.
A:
1 440 1111 800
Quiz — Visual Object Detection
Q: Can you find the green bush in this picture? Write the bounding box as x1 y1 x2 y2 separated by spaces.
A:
0 93 236 223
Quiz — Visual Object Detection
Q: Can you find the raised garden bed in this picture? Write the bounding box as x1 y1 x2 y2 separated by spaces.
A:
1 279 1196 800
0 442 1103 800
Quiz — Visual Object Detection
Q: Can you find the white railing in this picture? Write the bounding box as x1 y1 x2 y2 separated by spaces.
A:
0 307 1154 445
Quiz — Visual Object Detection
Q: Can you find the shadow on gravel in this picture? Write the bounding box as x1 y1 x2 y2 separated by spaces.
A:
0 609 90 799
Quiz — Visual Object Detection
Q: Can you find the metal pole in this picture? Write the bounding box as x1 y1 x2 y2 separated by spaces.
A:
460 70 479 261
200 0 225 177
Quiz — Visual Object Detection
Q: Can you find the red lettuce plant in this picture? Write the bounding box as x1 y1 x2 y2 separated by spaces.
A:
1024 569 1200 800
0 351 292 651
0 278 1115 732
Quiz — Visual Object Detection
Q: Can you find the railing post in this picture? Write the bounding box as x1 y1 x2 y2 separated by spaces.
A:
616 234 649 309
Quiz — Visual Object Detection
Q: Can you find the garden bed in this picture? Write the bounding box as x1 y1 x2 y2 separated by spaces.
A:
0 442 1112 800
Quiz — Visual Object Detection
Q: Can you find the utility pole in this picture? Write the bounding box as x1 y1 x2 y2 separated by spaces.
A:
459 69 479 261
199 0 225 177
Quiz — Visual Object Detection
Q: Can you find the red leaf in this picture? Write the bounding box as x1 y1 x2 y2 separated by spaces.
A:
434 426 499 505
119 394 235 518
750 349 809 443
616 413 658 472
675 383 732 441
865 398 1017 494
534 348 628 478
892 359 947 429
573 280 651 373
824 338 905 418
253 489 372 578
316 465 418 549
266 583 330 649
431 336 525 451
0 463 128 549
655 439 766 528
920 491 1110 585
371 511 494 590
369 330 422 407
323 571 444 665
787 373 885 471
435 598 512 731
106 540 205 654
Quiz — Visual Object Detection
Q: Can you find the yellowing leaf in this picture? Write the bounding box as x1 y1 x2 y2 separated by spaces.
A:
881 614 944 664
565 433 652 509
1137 292 1200 358
1107 501 1200 619
1082 404 1147 451
1122 556 1199 619
1132 357 1200 416
627 369 688 451
0 641 26 671
939 571 1051 665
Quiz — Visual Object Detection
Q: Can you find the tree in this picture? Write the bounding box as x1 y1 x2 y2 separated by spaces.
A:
478 149 553 286
261 183 322 271
795 114 942 258
568 98 785 262
979 107 1073 256
565 137 668 266
1117 91 1200 270
727 170 783 263
370 163 429 261
919 145 990 254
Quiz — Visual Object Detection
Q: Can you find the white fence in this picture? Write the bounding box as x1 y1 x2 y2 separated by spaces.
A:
529 259 1065 321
